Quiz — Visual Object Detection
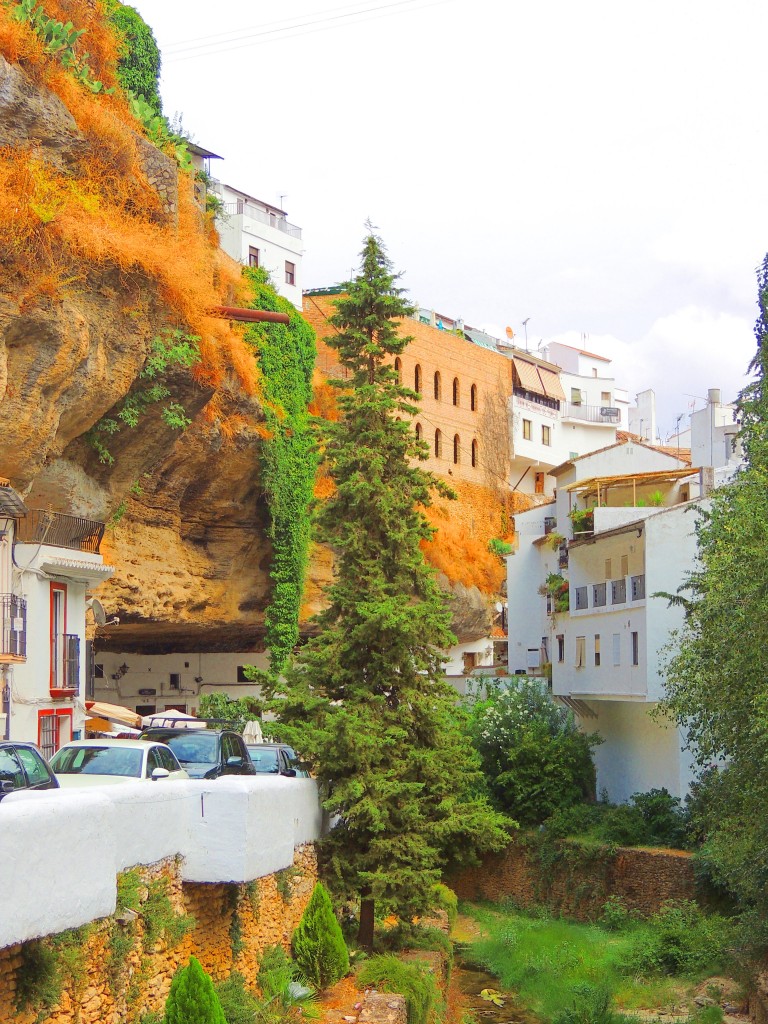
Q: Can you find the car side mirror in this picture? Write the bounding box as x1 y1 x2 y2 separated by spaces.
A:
284 768 297 778
0 780 15 794
226 756 243 767
151 767 170 781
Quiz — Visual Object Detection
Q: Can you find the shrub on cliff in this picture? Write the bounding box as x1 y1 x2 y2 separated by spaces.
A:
292 882 349 989
165 956 226 1024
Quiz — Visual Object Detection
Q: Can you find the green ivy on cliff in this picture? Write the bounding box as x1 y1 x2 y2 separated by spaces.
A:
101 0 163 114
242 267 316 673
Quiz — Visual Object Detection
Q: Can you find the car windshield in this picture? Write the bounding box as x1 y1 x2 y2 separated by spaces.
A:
248 748 280 773
161 732 218 765
51 746 143 778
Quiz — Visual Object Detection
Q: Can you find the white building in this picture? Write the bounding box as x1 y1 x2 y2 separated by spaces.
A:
506 437 710 802
0 482 112 757
188 144 304 310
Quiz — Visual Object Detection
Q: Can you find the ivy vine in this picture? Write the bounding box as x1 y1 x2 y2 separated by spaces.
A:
242 267 317 673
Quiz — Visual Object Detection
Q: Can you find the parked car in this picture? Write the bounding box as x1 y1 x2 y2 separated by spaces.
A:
0 740 59 800
246 742 309 777
139 728 256 780
50 739 189 787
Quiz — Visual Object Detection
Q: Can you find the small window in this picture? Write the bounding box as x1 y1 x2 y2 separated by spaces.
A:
471 439 478 468
470 384 477 411
415 422 423 441
575 586 588 610
522 419 532 440
394 357 402 383
542 425 551 446
594 634 601 667
94 663 104 679
612 633 621 666
236 665 250 682
463 651 478 673
557 635 565 663
621 554 629 577
285 260 296 285
434 429 442 458
414 364 422 394
535 471 545 494
611 578 627 604
452 377 460 406
169 673 181 690
593 582 607 607
248 246 260 268
604 558 612 580
575 636 586 668
631 631 639 666
631 574 645 600
453 434 460 464
601 391 611 403
571 387 582 405
434 371 442 400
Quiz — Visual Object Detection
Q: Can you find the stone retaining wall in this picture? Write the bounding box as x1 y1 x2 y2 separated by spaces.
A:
0 845 317 1024
450 836 696 919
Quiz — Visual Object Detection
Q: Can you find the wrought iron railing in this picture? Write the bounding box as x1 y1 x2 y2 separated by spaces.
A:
16 510 105 553
561 402 621 424
51 634 80 693
0 595 26 658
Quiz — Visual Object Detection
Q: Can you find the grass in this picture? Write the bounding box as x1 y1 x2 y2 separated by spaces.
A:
460 902 732 1022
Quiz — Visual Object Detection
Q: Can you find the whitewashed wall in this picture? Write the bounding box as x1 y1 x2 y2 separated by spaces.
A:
0 777 323 949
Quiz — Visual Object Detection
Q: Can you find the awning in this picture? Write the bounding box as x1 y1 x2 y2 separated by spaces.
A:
537 366 566 402
85 701 142 729
513 357 546 397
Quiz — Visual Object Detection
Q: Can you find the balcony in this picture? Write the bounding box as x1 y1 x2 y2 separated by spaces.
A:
561 402 621 425
51 633 80 699
16 510 105 554
222 201 302 239
0 595 26 661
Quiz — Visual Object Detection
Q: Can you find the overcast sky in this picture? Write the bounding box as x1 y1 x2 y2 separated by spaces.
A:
130 0 767 440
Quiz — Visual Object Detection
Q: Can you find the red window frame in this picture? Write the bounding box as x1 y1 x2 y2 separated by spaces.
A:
38 708 73 759
49 582 68 694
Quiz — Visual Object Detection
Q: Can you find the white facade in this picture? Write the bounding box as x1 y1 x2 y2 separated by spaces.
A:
690 387 741 472
506 439 702 802
628 388 658 443
1 776 323 949
214 182 304 309
0 499 112 755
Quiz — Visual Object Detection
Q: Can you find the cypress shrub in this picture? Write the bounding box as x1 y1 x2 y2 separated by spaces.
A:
291 882 350 989
165 956 226 1024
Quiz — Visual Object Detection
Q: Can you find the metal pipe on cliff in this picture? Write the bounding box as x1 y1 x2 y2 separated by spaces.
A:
210 306 290 325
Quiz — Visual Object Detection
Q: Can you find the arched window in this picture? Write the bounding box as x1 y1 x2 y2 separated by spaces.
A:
452 378 460 406
415 422 423 441
414 364 422 394
434 371 441 401
470 384 477 412
434 429 442 458
471 439 478 468
453 434 460 464
394 357 402 383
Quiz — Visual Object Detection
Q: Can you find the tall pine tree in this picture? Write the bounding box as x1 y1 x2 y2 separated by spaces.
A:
268 229 509 948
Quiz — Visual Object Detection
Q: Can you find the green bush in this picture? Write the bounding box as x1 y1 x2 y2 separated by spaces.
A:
165 956 226 1024
432 883 458 928
594 805 651 846
599 897 633 932
357 955 439 1024
215 972 261 1024
625 902 732 976
292 882 349 989
552 984 622 1024
630 789 688 848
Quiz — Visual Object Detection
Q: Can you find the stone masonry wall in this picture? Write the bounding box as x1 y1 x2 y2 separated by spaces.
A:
0 845 317 1024
450 837 696 920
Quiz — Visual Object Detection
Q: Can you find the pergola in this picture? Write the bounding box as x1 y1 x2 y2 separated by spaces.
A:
565 467 699 508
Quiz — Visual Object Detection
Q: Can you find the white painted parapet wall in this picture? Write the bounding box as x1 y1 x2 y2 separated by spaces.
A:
0 778 323 950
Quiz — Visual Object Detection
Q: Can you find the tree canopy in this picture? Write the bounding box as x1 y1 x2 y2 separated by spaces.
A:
661 253 768 926
266 229 509 946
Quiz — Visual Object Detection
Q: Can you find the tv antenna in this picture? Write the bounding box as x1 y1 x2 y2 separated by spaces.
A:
522 318 531 352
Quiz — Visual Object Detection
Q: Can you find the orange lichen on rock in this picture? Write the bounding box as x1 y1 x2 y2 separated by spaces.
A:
421 479 512 593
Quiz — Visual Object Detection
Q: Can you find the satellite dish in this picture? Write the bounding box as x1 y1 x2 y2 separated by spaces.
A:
505 326 514 340
86 598 107 626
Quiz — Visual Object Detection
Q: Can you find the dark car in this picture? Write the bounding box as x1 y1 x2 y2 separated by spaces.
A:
139 728 256 780
246 742 309 777
0 741 59 800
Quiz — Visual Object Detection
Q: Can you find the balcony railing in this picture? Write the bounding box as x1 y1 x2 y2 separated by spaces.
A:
51 633 80 695
0 595 26 659
222 202 302 239
16 510 105 554
561 402 621 424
